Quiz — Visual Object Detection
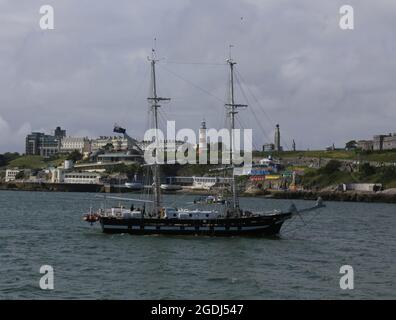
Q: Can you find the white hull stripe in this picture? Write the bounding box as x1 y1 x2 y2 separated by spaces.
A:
104 225 128 229
103 225 270 231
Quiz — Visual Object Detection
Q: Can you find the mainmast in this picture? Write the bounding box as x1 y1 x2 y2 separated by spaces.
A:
147 49 170 213
225 48 247 214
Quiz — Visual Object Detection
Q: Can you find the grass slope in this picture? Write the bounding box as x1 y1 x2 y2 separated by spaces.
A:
7 155 69 169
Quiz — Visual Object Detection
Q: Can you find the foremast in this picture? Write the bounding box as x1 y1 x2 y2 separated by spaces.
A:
225 50 247 216
147 49 170 214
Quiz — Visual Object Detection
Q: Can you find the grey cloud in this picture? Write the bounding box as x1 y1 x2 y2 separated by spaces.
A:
0 0 395 152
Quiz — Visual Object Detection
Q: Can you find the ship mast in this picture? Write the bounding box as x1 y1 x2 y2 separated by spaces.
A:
225 47 247 215
147 49 170 214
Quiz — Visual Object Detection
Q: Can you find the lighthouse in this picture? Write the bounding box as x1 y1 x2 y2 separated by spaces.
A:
199 119 207 154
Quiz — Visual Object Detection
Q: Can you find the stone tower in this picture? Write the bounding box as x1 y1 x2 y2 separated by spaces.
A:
274 124 281 151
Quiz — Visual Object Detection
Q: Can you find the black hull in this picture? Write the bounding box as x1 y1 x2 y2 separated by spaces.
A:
99 212 292 237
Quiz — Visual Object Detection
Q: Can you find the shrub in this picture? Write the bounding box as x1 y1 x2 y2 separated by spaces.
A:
319 160 341 174
359 162 376 177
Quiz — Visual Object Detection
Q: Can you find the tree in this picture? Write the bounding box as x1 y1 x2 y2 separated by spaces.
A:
320 160 342 174
378 166 396 182
345 140 357 150
15 171 25 180
67 150 83 162
0 153 21 167
0 154 5 167
106 163 141 179
359 163 376 177
102 143 114 152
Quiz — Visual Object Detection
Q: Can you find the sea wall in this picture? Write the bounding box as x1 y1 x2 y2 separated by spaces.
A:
0 182 103 193
1 182 396 203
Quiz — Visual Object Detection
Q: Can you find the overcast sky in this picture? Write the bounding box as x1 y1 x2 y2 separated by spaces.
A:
0 0 395 153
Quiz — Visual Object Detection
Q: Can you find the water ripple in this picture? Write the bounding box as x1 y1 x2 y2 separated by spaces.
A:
0 191 395 299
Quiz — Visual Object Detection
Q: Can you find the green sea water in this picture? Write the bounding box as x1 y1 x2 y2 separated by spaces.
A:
0 190 395 299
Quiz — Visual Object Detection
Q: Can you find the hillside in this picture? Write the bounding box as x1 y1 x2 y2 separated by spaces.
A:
5 155 69 169
301 161 396 189
254 149 396 163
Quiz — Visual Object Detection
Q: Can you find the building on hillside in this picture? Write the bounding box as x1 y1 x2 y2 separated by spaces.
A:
25 127 66 158
54 126 66 139
60 137 91 154
39 135 60 158
138 139 185 153
91 137 113 152
354 132 396 151
5 169 22 182
51 168 101 184
373 135 387 151
62 172 101 184
25 132 44 155
263 143 275 152
383 134 396 150
91 136 131 152
97 152 142 163
338 183 382 192
357 140 373 151
372 133 396 151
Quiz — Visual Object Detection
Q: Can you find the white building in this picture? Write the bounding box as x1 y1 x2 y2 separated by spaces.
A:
357 140 373 151
263 143 275 152
166 176 232 189
383 134 396 150
5 169 22 182
340 183 382 192
51 168 101 184
63 172 101 184
192 176 221 190
91 136 130 152
138 140 185 153
61 137 90 153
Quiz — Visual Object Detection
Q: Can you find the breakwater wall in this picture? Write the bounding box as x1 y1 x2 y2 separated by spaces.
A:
0 182 103 193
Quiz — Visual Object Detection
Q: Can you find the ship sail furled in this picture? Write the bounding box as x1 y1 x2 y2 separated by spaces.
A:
225 53 247 216
147 50 170 215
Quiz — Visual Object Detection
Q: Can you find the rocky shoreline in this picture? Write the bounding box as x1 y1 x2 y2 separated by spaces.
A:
262 190 396 203
1 182 396 203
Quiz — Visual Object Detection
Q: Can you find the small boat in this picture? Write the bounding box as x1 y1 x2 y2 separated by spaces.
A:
194 195 227 205
82 208 100 225
160 184 183 191
125 182 144 190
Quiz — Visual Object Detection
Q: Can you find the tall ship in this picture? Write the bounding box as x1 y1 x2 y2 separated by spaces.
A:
84 49 325 236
